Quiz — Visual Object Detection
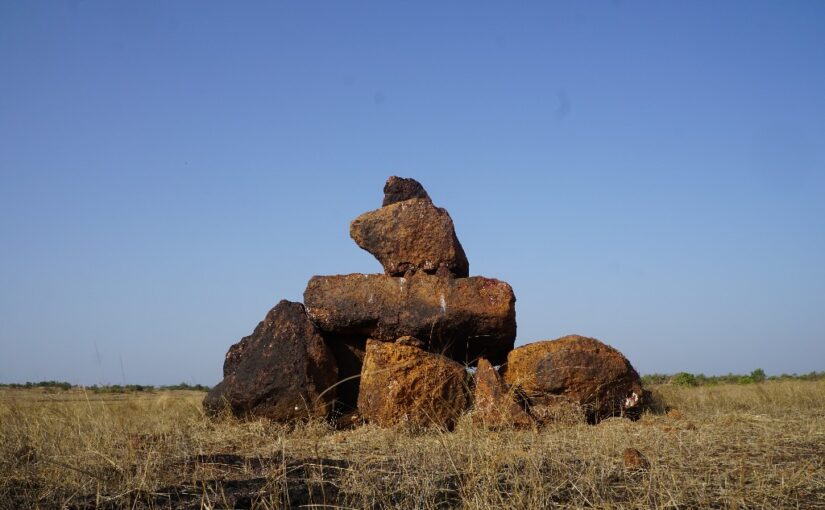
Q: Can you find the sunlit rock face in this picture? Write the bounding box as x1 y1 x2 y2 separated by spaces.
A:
357 339 470 429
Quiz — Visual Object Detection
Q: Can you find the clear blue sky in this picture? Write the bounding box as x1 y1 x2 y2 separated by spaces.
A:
2 1 824 386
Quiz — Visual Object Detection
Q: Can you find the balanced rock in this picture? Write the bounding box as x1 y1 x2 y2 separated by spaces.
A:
351 180 469 277
502 335 643 423
357 339 470 429
203 300 338 421
382 176 431 206
304 272 516 365
472 358 534 429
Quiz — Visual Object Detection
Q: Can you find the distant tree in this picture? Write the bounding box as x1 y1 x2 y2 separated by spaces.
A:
750 368 766 383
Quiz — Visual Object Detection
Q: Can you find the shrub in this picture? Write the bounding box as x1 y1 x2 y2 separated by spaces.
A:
750 368 766 383
671 372 697 386
161 382 210 392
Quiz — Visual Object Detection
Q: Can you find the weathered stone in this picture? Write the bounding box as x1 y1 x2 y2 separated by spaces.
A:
382 176 431 206
304 272 516 365
350 198 469 277
502 335 643 423
357 339 470 429
203 300 338 421
472 358 534 429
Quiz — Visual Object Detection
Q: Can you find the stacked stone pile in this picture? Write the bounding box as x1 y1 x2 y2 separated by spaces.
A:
204 177 644 428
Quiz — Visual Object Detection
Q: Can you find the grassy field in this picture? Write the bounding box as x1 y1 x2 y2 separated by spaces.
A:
2 381 824 509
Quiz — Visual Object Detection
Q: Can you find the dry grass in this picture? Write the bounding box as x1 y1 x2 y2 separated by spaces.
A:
1 381 824 509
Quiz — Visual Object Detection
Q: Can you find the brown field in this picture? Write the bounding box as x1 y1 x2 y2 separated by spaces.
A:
1 381 824 509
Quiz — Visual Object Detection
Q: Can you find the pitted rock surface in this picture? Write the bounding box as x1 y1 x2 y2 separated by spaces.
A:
357 339 470 429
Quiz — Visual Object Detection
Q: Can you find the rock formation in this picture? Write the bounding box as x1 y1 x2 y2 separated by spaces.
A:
501 335 644 423
205 176 647 430
357 339 470 429
203 300 338 421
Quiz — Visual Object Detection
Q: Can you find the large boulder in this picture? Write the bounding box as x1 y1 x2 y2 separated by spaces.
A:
382 176 431 206
350 197 469 278
304 272 516 365
357 339 470 429
472 358 534 429
203 300 338 421
501 335 643 423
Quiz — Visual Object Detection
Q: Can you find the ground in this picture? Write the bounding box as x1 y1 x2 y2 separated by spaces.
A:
1 381 824 509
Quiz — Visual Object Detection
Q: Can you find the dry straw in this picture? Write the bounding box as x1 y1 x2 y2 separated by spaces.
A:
1 380 824 508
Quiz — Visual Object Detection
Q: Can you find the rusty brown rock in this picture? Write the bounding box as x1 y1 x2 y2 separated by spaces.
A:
203 300 338 421
357 339 470 429
622 448 650 470
502 335 643 423
472 358 534 429
350 197 469 277
382 176 431 206
304 272 516 365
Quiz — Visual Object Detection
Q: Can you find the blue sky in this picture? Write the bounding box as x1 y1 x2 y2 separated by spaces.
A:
1 1 824 385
